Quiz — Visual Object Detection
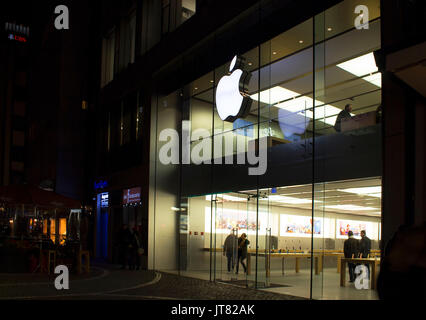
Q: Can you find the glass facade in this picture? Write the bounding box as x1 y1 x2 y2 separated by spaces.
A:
149 0 382 299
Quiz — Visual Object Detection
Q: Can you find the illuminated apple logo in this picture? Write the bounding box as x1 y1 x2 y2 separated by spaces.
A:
215 55 252 122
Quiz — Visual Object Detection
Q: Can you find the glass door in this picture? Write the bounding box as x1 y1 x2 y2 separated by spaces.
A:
213 193 246 283
246 189 272 289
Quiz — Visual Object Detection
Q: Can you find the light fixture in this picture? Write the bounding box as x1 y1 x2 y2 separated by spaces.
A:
272 51 277 55
205 194 243 202
299 40 304 44
210 80 214 83
338 186 382 198
264 195 315 204
327 27 333 31
252 86 353 127
336 52 381 87
275 95 343 126
194 87 198 90
251 86 299 105
326 204 377 211
248 62 252 66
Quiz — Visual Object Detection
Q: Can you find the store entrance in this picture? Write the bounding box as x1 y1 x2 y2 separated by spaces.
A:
212 190 273 289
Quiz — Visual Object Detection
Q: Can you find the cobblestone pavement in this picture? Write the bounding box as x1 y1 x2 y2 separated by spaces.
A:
0 264 305 300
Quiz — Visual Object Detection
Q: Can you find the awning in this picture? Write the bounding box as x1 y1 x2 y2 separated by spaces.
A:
0 185 81 209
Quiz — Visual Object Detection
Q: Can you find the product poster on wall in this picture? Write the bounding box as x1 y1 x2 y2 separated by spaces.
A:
205 207 267 235
336 219 378 239
280 215 323 237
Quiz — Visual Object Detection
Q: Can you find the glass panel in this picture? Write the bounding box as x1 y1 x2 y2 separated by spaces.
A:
312 0 382 300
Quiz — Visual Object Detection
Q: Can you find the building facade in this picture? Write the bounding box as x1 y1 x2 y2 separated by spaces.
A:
94 0 426 299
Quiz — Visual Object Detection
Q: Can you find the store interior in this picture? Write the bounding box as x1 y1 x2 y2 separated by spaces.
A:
176 177 381 300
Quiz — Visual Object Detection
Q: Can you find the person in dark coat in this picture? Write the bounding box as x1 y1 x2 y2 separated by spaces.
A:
359 230 371 258
334 104 353 132
223 231 237 273
119 224 132 270
236 233 250 274
131 226 144 270
344 230 359 282
359 230 372 278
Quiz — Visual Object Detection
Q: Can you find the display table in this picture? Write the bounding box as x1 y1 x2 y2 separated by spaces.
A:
340 257 380 289
248 252 323 276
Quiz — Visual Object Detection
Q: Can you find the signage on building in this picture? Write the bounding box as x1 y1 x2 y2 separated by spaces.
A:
8 33 27 43
215 55 252 122
94 179 108 190
123 187 141 205
100 192 109 208
5 23 29 43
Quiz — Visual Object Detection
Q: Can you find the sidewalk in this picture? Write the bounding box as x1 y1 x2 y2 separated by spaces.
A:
0 263 305 300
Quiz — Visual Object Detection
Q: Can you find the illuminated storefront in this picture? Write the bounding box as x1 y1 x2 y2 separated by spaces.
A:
148 0 382 299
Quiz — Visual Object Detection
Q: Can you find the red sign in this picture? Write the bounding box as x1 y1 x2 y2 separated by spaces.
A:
123 187 141 205
8 34 27 43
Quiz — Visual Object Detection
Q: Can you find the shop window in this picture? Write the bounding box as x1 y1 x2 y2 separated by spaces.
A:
59 218 66 245
43 219 47 234
50 219 56 244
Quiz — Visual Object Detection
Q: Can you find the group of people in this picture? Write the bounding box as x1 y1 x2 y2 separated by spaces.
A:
343 229 372 282
223 232 250 274
118 224 144 270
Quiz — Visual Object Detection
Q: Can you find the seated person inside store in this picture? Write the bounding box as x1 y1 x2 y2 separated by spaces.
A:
334 104 353 132
344 230 359 282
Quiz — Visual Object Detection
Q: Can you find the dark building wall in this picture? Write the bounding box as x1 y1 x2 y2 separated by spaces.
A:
0 14 32 186
23 1 99 202
380 0 426 250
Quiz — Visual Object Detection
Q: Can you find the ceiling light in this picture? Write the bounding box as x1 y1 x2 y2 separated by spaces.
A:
362 73 382 87
205 194 243 202
210 80 214 83
248 62 252 66
194 87 198 90
253 85 353 127
338 186 382 198
337 52 381 87
251 86 299 105
265 195 314 204
299 40 304 44
327 27 333 31
273 51 277 55
326 204 377 211
276 96 343 125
